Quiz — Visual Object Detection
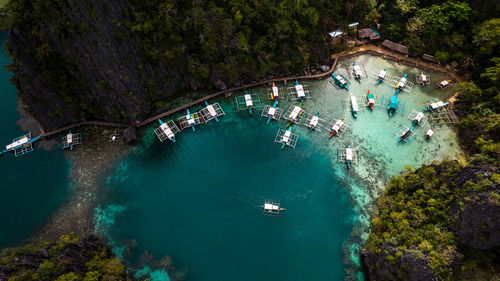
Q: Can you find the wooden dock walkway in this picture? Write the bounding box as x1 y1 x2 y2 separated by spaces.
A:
38 43 463 138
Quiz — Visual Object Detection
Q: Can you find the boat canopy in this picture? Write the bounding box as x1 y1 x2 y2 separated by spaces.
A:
351 96 359 111
206 105 217 117
160 123 175 139
6 136 29 150
295 84 305 98
289 106 302 119
244 94 253 107
272 86 279 97
282 130 292 143
345 148 353 161
268 107 276 116
310 116 319 127
378 69 386 79
414 112 424 122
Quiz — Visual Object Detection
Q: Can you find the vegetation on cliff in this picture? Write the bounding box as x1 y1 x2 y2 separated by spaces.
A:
363 162 499 280
0 233 132 281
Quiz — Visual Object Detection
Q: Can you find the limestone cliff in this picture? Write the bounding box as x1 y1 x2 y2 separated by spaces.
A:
6 0 331 130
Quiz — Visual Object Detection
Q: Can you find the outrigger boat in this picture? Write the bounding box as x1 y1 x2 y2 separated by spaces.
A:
1 133 40 157
399 126 414 142
396 73 407 90
329 117 345 138
294 80 306 103
350 95 359 118
425 128 434 140
67 130 74 150
281 127 293 150
266 100 278 124
270 82 280 103
419 72 428 87
366 90 375 110
412 110 425 126
436 80 452 89
205 100 219 122
344 144 353 169
286 102 304 127
388 92 399 117
331 73 349 90
261 200 286 216
307 112 320 130
186 109 196 131
376 68 387 84
157 119 176 142
352 62 362 81
425 100 449 111
244 91 254 115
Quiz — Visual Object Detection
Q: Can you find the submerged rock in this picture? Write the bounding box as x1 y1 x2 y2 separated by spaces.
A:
123 126 137 143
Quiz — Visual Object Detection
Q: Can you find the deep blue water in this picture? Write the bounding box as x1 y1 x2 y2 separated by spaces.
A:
0 32 69 248
99 114 355 281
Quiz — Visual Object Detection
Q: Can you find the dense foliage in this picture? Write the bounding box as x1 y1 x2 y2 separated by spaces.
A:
0 234 132 281
365 162 499 280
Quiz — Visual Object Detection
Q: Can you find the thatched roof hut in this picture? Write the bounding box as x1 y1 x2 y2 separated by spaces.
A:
358 28 381 40
422 54 439 63
382 40 409 54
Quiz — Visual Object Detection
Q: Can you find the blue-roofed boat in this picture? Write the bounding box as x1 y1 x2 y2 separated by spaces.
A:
331 73 349 90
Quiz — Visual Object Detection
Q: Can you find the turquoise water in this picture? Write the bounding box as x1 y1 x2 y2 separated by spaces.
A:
0 33 70 248
97 54 462 280
98 115 354 280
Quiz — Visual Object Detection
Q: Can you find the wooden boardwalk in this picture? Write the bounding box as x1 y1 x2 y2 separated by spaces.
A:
39 43 463 138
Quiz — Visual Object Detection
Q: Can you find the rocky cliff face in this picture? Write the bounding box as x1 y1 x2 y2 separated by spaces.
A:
451 166 500 250
6 0 331 131
8 0 183 130
0 235 133 280
362 164 499 281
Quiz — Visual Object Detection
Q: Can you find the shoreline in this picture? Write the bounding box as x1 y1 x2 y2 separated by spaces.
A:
37 43 463 139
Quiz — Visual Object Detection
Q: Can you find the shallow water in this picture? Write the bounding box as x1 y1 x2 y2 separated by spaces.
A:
0 32 70 248
97 55 462 280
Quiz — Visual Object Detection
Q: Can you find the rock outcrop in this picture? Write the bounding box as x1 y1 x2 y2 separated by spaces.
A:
362 164 499 281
